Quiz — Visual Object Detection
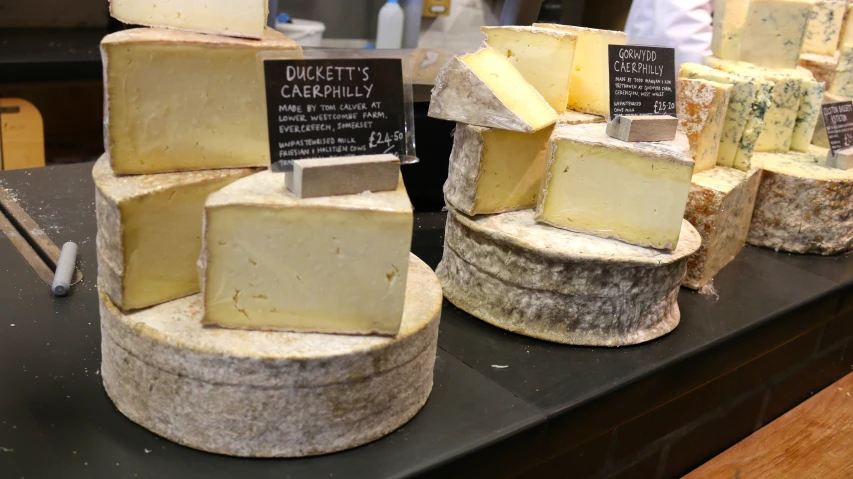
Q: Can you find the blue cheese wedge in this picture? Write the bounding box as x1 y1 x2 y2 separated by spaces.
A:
676 78 733 172
712 0 750 60
802 0 847 56
739 0 813 69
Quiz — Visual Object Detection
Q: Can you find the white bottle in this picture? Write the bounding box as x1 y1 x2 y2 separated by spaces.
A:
376 0 405 49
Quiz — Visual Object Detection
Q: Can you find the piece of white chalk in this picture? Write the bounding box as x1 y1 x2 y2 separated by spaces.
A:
51 242 78 297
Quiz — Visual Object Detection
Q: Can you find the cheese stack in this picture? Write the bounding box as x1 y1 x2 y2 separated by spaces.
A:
96 2 443 458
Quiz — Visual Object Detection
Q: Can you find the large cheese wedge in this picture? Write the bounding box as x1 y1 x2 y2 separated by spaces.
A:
712 0 750 60
676 78 732 173
102 28 302 175
94 156 257 311
750 149 853 254
109 0 268 39
533 24 627 116
679 63 757 168
535 123 694 250
739 0 812 69
429 46 557 132
201 170 413 335
482 26 577 113
444 123 554 215
802 0 847 56
839 3 853 50
437 207 701 346
683 166 762 289
828 44 853 97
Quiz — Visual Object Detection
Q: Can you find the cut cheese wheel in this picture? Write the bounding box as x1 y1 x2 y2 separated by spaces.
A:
428 46 558 132
683 166 762 289
99 254 441 457
436 206 700 346
676 78 733 173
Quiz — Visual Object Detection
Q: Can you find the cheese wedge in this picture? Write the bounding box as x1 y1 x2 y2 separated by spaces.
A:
791 76 826 152
683 166 762 289
712 0 750 60
558 110 606 126
829 44 853 97
444 123 555 215
802 0 847 56
534 24 627 116
201 171 413 335
482 26 577 113
429 46 558 132
839 3 853 50
739 0 812 69
679 63 757 168
799 52 840 87
94 156 257 311
102 28 302 175
109 0 269 39
535 123 694 250
676 78 733 173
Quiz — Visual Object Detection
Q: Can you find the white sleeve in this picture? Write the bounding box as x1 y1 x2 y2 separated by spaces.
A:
625 0 713 67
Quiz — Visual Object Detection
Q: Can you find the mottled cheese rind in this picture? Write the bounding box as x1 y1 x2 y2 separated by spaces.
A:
679 63 756 167
676 78 733 172
428 46 558 132
93 156 257 311
683 167 762 289
436 207 700 346
102 28 302 174
444 123 554 215
535 123 695 250
739 0 812 69
798 52 839 92
748 151 853 254
557 110 605 126
802 0 847 56
99 254 442 457
712 0 750 60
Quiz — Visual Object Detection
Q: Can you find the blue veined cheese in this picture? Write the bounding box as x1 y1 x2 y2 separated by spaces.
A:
712 0 750 60
802 0 847 56
828 44 853 97
676 78 733 173
790 76 826 152
683 166 762 289
739 0 812 69
679 62 757 168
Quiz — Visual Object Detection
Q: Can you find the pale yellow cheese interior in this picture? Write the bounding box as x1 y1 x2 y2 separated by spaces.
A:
110 0 269 39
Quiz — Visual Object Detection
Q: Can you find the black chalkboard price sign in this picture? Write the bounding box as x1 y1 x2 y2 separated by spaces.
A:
608 45 676 118
821 101 853 154
263 58 408 172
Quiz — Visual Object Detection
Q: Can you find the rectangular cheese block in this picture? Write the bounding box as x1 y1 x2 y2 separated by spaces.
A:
428 46 558 132
109 0 268 39
683 166 762 289
93 156 257 311
829 44 853 96
679 63 757 167
791 76 826 152
201 171 413 335
444 123 554 215
102 28 302 175
739 0 812 69
839 3 853 50
534 24 627 116
712 0 750 60
482 26 577 113
676 78 733 173
535 123 695 250
802 0 847 56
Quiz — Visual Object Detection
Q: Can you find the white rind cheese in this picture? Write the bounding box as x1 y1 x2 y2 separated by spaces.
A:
99 254 442 457
93 156 257 311
676 78 733 172
102 28 302 175
683 167 762 289
739 0 812 69
749 150 853 254
712 0 750 60
428 46 558 132
482 26 577 113
200 170 413 335
436 207 701 346
109 0 268 39
535 123 694 250
534 24 627 116
444 123 554 216
802 0 847 56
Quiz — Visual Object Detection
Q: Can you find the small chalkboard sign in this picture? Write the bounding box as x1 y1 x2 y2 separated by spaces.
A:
608 45 676 118
821 101 853 154
263 57 410 172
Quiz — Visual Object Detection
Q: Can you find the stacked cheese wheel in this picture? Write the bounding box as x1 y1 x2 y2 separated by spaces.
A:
96 1 441 457
430 25 703 346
